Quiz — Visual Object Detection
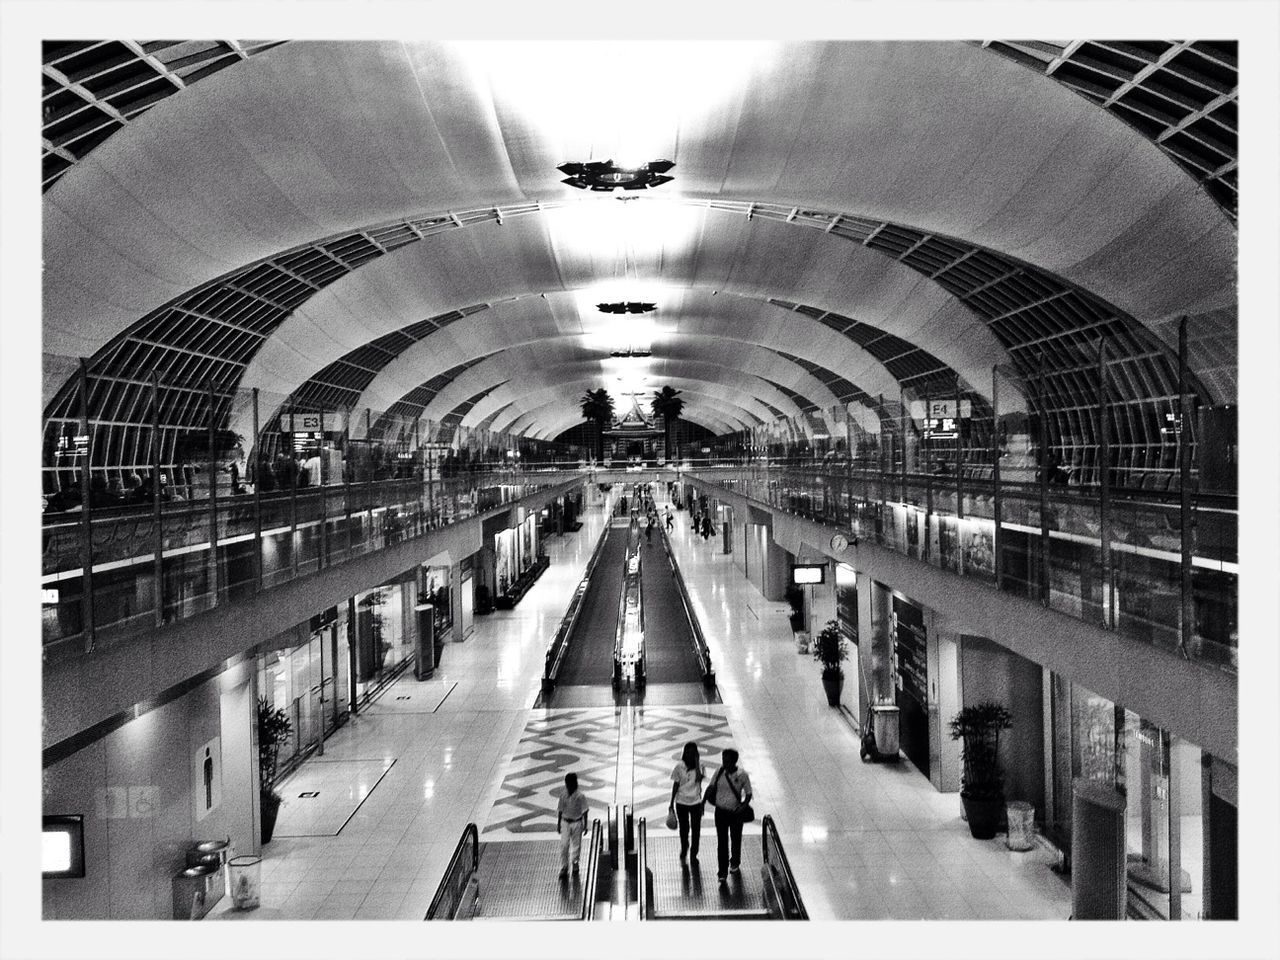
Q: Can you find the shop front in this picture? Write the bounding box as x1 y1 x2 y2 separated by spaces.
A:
352 578 414 702
1043 675 1237 919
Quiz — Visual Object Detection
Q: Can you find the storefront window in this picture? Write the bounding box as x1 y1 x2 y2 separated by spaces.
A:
422 565 453 639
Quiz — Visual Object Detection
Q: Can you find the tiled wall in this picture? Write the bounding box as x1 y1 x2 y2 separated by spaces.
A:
42 663 257 919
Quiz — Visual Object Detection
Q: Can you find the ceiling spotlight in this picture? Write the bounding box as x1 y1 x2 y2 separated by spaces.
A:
557 158 676 192
597 302 657 315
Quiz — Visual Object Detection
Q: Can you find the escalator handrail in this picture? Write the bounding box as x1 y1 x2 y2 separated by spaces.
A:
659 526 714 683
425 822 480 920
761 815 808 920
581 818 604 919
636 816 649 921
613 525 645 683
544 519 613 684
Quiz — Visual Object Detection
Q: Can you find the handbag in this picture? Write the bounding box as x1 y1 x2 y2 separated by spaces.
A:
702 768 721 807
719 767 756 823
665 809 678 830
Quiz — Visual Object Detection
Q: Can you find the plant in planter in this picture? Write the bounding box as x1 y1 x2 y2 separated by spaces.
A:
949 702 1014 840
811 620 850 707
256 697 293 844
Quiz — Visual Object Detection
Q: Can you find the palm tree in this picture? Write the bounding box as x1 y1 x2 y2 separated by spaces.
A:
580 388 616 462
650 386 685 461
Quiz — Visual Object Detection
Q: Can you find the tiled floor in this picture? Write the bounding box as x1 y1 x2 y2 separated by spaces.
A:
212 487 1071 922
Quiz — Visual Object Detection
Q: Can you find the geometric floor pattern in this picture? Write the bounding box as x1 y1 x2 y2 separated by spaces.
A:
482 703 741 839
482 708 621 837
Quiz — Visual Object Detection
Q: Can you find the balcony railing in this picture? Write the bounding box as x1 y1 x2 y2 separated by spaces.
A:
681 458 1236 673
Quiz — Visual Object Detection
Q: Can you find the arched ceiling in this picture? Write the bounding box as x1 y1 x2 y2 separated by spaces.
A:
41 38 1237 459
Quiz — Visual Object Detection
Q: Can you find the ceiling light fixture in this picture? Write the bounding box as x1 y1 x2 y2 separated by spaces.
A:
609 348 653 358
597 301 657 315
557 159 675 192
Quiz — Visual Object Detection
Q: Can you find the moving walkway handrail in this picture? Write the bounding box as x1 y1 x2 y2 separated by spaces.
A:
636 816 649 921
425 822 480 920
581 818 604 919
760 815 808 920
612 526 646 689
544 520 613 688
659 526 715 685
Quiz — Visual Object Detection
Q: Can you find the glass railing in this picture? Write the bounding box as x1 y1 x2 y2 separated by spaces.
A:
41 466 583 652
681 458 1236 673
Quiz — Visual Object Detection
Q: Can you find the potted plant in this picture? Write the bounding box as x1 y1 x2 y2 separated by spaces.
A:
811 620 849 707
256 697 292 844
949 702 1014 839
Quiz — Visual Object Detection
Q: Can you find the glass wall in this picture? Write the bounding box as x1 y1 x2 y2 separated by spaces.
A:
256 611 347 774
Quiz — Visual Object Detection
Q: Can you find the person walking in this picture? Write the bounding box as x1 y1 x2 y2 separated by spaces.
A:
707 748 752 883
556 772 590 879
664 506 674 532
701 513 713 540
669 742 706 863
645 514 655 546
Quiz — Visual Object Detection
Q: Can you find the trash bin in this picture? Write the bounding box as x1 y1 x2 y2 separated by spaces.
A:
870 704 900 759
172 863 222 919
1006 800 1036 851
794 631 811 654
189 838 231 895
227 855 263 910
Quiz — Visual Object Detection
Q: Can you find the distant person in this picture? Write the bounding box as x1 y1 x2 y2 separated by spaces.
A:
692 510 702 533
556 772 590 879
669 742 706 863
707 748 753 884
701 514 713 540
645 514 655 545
664 507 674 532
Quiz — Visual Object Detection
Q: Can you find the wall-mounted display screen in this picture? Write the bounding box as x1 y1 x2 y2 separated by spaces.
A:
791 563 826 585
42 815 85 878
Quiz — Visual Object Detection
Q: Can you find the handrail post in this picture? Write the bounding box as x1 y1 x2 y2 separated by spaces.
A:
318 402 328 567
1098 338 1113 629
152 371 166 625
1036 354 1050 605
1178 316 1195 659
251 388 263 593
207 380 220 606
954 378 964 520
77 358 96 650
991 366 1003 592
288 407 299 581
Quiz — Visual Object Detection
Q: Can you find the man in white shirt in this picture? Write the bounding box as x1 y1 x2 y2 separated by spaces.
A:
556 773 590 878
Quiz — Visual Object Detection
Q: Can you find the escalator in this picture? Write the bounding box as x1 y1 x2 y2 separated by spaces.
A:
427 810 808 921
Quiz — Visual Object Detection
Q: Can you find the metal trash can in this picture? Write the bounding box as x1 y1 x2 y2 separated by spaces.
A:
227 855 263 910
189 838 231 895
870 704 900 758
172 863 222 919
1006 800 1036 851
794 631 811 654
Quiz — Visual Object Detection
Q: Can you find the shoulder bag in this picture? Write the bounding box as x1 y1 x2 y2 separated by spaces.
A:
722 768 755 823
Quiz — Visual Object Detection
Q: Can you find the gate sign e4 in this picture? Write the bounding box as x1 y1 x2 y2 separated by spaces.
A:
909 399 972 421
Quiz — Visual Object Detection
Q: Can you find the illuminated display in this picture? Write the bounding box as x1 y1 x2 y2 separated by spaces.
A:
42 815 85 878
791 563 826 585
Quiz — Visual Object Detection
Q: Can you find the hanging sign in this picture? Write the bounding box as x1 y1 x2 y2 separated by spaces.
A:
281 413 338 433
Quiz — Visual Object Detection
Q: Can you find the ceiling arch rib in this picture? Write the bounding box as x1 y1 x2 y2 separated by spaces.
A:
382 334 868 433
474 377 772 438
975 40 1237 219
457 371 797 437
43 38 1233 395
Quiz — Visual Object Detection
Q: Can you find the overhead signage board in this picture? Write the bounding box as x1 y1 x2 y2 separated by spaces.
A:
791 563 826 585
910 399 972 421
281 413 338 433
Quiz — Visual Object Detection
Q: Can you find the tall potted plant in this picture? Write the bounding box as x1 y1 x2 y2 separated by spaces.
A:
649 386 685 461
256 697 292 844
579 388 616 462
811 619 849 707
949 702 1014 839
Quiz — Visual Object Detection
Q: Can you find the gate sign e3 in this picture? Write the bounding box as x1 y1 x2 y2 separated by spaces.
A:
281 412 336 433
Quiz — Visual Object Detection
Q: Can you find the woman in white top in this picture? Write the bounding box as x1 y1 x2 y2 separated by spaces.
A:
668 741 706 862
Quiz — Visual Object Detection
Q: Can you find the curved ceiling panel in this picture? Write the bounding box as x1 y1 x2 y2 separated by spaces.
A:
44 40 1232 381
977 41 1237 218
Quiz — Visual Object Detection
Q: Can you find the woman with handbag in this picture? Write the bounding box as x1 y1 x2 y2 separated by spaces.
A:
668 742 706 862
705 748 753 884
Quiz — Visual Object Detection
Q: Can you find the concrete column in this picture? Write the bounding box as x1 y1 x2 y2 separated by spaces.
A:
763 536 790 602
928 617 963 792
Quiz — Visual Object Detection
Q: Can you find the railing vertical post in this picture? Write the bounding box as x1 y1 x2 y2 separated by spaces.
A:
252 388 262 593
922 392 932 562
1178 316 1195 659
77 358 96 650
289 407 299 581
991 366 1003 591
1098 338 1113 629
899 388 907 507
877 394 887 543
318 402 328 568
344 408 353 557
954 378 964 520
207 381 220 606
365 409 374 548
152 372 166 625
1036 354 1050 605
